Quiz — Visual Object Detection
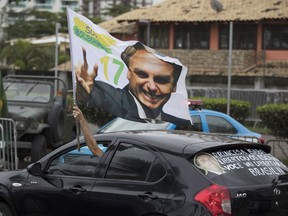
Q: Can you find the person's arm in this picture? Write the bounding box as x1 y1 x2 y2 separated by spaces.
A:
73 106 103 157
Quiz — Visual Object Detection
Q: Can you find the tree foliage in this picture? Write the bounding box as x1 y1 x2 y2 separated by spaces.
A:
4 10 68 40
104 3 133 17
257 104 288 139
0 40 55 70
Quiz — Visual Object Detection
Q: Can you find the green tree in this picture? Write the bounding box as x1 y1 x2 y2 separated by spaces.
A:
104 3 133 17
4 10 68 40
0 40 55 70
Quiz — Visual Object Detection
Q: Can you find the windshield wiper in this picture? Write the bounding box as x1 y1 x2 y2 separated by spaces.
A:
26 82 39 96
4 81 15 91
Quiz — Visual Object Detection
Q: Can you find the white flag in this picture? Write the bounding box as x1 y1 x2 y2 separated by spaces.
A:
67 8 192 126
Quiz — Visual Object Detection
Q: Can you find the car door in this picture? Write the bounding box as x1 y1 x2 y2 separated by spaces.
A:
19 145 100 216
87 140 174 216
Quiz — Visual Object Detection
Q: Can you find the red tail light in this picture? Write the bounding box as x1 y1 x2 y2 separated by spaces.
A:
259 136 265 144
194 184 231 216
188 99 203 109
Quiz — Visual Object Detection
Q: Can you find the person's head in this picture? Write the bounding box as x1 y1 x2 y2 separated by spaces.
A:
121 42 182 109
194 153 224 175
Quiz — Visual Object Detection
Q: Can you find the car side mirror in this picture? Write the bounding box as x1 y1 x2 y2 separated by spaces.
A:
27 163 42 176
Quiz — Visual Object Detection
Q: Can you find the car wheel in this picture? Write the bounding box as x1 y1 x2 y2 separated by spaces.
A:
48 103 65 143
0 202 13 216
31 135 47 162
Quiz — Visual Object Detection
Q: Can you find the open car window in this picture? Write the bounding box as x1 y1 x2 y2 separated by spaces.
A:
191 148 288 186
47 143 108 177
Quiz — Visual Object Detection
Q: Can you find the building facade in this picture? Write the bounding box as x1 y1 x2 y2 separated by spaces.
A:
106 0 288 89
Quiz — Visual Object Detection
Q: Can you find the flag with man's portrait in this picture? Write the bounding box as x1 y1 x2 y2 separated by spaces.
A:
67 8 192 126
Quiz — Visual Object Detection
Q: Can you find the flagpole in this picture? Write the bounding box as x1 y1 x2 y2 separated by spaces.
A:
66 7 80 150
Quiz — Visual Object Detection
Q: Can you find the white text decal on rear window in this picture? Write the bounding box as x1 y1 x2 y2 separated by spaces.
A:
210 149 286 176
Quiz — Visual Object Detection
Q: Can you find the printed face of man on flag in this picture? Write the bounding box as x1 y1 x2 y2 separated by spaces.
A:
67 8 192 126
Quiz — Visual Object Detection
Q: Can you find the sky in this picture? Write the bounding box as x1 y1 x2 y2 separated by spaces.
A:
152 0 166 5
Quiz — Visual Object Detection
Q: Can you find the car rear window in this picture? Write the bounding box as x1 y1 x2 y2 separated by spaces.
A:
191 148 288 186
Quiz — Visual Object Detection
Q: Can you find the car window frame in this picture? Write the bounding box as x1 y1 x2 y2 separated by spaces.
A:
44 141 111 178
104 140 169 183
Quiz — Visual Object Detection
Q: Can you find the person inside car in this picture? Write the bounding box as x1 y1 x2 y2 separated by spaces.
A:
73 106 103 157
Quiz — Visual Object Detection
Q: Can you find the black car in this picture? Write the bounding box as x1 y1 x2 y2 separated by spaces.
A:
0 131 287 216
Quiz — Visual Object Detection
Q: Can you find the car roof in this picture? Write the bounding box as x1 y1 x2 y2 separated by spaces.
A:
64 130 269 157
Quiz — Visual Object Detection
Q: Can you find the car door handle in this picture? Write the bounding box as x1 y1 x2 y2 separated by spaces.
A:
69 185 87 195
138 192 158 201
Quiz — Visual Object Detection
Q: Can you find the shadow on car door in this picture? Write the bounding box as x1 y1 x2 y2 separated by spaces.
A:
87 142 174 216
20 153 100 216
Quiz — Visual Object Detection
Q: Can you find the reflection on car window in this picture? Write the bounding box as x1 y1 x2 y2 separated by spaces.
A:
192 148 288 186
206 115 237 134
48 144 107 177
176 115 202 131
106 143 166 182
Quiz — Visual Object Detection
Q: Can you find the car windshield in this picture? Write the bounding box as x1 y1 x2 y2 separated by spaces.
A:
99 117 170 133
191 147 288 186
4 81 52 103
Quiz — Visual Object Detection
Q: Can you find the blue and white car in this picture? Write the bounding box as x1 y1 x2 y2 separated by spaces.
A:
98 100 265 144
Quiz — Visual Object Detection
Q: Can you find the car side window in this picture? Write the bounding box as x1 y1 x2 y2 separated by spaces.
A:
105 143 166 182
175 115 202 131
206 115 237 134
47 145 104 177
191 115 202 131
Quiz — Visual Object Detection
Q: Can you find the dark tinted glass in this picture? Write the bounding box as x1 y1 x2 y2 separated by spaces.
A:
174 24 210 49
106 143 165 181
191 148 288 186
219 23 257 49
175 115 202 132
206 115 237 134
263 25 288 50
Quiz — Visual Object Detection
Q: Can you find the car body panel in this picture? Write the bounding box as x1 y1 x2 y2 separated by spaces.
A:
0 131 286 216
229 184 288 215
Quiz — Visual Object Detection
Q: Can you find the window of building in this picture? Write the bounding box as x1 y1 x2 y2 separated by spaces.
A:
106 143 166 182
263 25 288 50
174 24 210 49
219 24 257 50
139 24 169 49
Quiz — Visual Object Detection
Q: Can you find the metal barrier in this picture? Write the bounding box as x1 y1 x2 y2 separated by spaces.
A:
266 139 288 163
0 118 18 170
